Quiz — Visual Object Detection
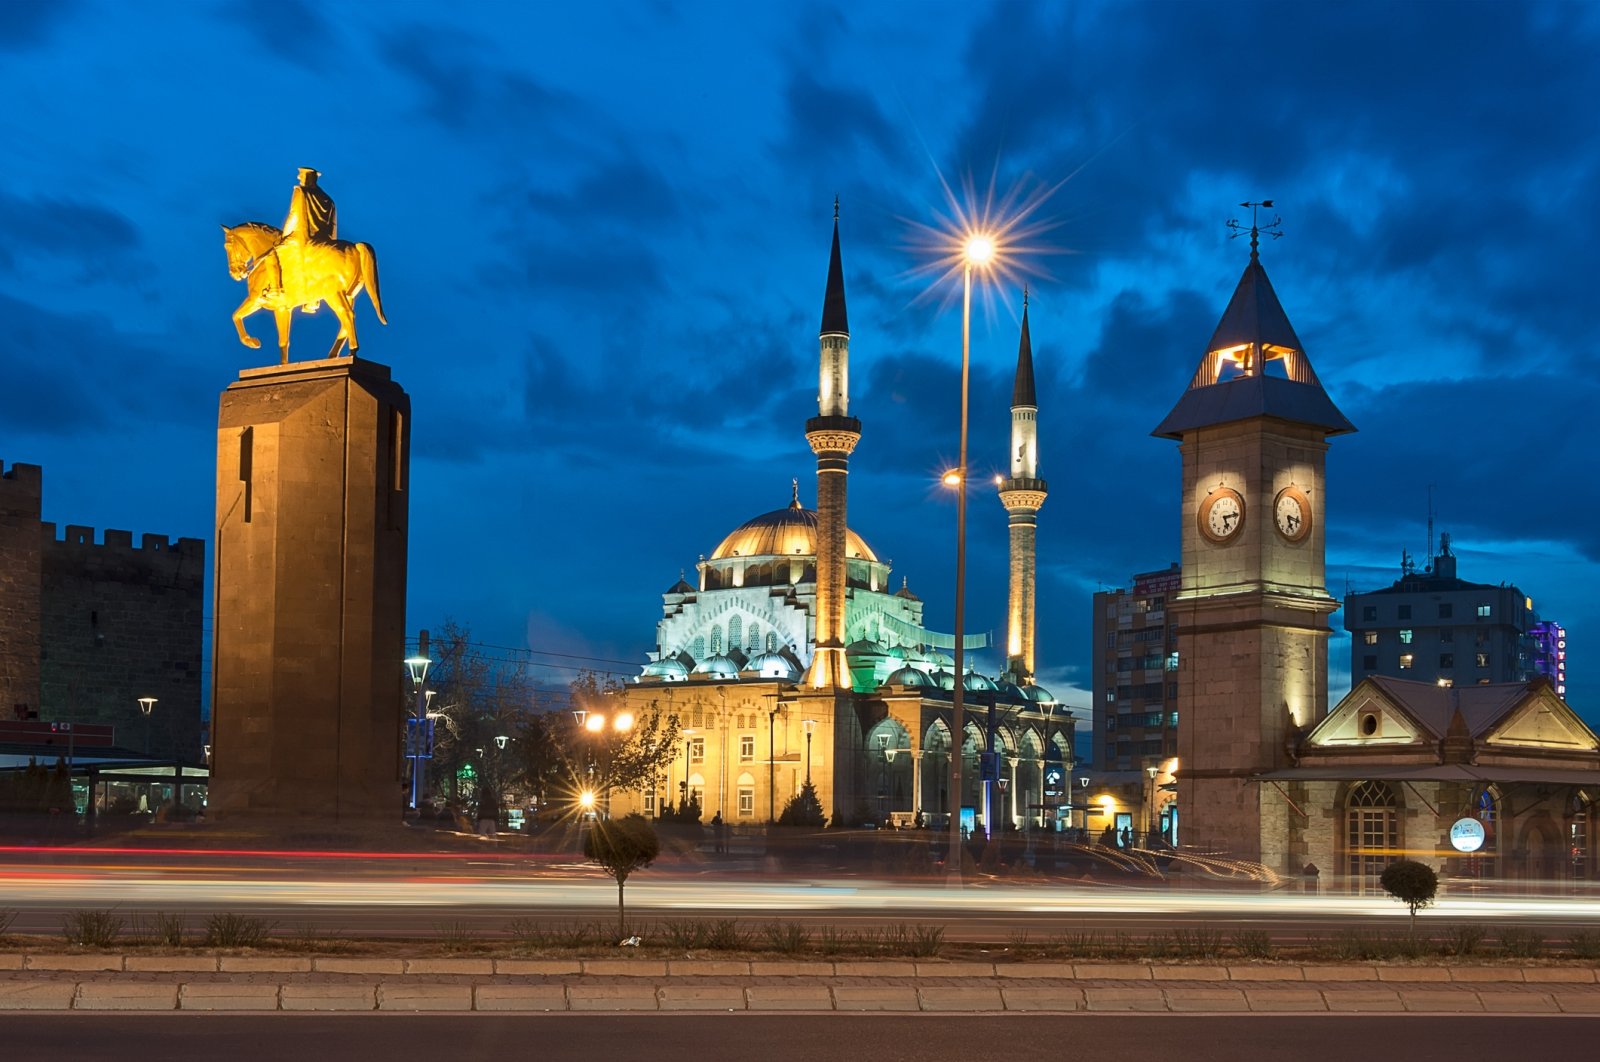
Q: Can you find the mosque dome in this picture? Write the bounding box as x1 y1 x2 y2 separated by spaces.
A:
1023 684 1056 703
932 670 956 690
885 665 933 687
998 681 1029 702
692 654 741 680
747 651 800 680
964 672 999 692
641 658 689 681
711 498 878 563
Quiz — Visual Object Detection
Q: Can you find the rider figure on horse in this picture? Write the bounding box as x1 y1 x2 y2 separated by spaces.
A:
255 167 338 298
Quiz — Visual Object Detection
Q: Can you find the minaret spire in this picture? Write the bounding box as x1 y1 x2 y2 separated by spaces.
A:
805 201 862 690
998 289 1047 684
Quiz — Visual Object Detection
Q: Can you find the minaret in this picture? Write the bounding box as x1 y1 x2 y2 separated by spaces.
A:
998 291 1047 684
804 200 861 689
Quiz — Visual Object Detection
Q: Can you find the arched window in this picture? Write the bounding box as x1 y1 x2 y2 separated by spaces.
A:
1345 781 1399 887
710 625 723 655
747 623 761 652
766 631 778 652
692 636 706 663
728 616 742 653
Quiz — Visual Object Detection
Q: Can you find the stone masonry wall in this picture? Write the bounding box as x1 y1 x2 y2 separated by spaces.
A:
0 462 43 721
39 524 205 762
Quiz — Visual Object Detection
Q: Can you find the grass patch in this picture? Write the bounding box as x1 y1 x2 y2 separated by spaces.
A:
433 920 477 948
63 909 125 948
203 912 275 949
1231 929 1273 959
1445 924 1487 957
760 921 811 955
1498 927 1543 958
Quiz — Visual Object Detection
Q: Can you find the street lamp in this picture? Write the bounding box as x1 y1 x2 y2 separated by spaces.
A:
403 646 432 815
946 230 997 883
1145 764 1160 845
801 718 816 786
137 696 157 757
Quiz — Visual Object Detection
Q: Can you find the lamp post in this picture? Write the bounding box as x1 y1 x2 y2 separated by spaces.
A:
946 232 995 883
1145 764 1159 846
404 641 433 816
137 696 157 757
801 718 816 786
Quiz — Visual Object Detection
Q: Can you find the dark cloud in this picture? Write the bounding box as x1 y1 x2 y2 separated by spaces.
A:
380 24 580 139
222 0 337 69
0 190 140 277
527 158 681 227
0 0 78 51
774 70 904 170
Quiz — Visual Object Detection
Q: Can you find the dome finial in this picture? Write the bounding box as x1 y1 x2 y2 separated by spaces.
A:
833 194 839 222
790 478 801 509
1023 284 1028 309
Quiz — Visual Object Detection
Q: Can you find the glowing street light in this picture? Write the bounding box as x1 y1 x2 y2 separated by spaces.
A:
137 696 157 757
946 229 999 885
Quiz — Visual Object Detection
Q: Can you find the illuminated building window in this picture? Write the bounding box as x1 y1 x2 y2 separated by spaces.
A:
1477 604 1492 618
1439 653 1454 669
738 787 755 816
1399 629 1414 644
1364 631 1378 645
643 791 656 814
739 735 754 762
1399 654 1414 670
689 738 705 765
1167 711 1179 727
1476 653 1489 668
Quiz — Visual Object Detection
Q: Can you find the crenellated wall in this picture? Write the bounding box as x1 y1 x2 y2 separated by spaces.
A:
0 461 44 722
38 522 205 762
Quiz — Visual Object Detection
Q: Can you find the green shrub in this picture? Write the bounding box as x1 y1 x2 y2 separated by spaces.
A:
1446 924 1487 957
662 920 708 950
63 909 124 948
905 924 945 958
203 912 274 949
1379 860 1438 933
1566 928 1600 960
1169 927 1225 959
761 921 811 955
704 919 749 951
1499 927 1544 958
1231 929 1273 959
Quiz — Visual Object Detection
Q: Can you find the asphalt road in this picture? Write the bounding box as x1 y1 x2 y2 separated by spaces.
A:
2 848 1597 941
6 1014 1597 1062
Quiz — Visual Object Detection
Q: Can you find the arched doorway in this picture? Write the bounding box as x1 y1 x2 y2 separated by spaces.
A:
922 720 951 826
1344 780 1399 891
864 718 911 825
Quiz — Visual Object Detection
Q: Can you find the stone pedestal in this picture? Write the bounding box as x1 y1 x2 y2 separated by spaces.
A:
209 357 410 821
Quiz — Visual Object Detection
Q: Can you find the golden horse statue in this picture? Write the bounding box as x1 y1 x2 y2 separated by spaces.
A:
223 222 386 364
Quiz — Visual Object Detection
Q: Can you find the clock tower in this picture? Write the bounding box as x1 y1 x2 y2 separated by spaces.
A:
1153 227 1354 868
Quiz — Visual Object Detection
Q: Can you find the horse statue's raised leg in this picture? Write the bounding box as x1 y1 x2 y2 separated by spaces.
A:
232 297 263 350
329 291 358 358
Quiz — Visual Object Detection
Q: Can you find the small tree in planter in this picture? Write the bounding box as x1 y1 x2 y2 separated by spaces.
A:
1380 859 1439 936
777 782 826 827
583 813 661 936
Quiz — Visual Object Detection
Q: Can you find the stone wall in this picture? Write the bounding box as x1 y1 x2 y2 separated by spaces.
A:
0 462 43 721
38 525 205 762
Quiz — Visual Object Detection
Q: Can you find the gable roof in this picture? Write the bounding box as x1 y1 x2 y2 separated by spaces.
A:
1305 675 1598 755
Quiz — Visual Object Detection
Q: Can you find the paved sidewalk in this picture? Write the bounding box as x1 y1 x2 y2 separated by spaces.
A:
3 955 1599 1013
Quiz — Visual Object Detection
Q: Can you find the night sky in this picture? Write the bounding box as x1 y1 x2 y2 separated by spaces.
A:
3 1 1596 726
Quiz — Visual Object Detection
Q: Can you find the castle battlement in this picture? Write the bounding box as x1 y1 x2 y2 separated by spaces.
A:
42 523 206 563
0 460 44 513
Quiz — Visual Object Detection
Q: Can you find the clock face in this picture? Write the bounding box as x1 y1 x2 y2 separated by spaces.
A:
1273 485 1312 542
1198 487 1245 543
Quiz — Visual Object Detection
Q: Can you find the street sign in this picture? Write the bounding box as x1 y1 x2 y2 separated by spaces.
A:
1449 817 1486 853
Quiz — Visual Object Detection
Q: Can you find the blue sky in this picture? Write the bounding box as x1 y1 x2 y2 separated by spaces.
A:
3 0 1596 722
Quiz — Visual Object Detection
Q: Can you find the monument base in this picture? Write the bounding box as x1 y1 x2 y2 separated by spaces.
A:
209 356 410 824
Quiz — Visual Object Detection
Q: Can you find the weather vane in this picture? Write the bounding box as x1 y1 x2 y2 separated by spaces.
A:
1226 200 1282 258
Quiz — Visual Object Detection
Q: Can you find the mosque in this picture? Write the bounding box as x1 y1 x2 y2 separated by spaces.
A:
608 213 1071 834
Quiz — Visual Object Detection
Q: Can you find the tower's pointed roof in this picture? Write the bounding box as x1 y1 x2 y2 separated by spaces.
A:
1012 294 1036 408
1153 248 1354 439
820 200 849 336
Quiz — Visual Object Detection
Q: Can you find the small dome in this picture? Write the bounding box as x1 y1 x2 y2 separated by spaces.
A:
885 665 932 687
1024 684 1055 703
747 651 800 680
964 672 999 692
692 654 740 679
932 669 956 690
924 649 953 669
998 681 1029 702
642 658 688 681
846 638 886 657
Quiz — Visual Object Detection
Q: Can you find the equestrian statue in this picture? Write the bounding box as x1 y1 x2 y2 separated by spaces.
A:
223 167 386 364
